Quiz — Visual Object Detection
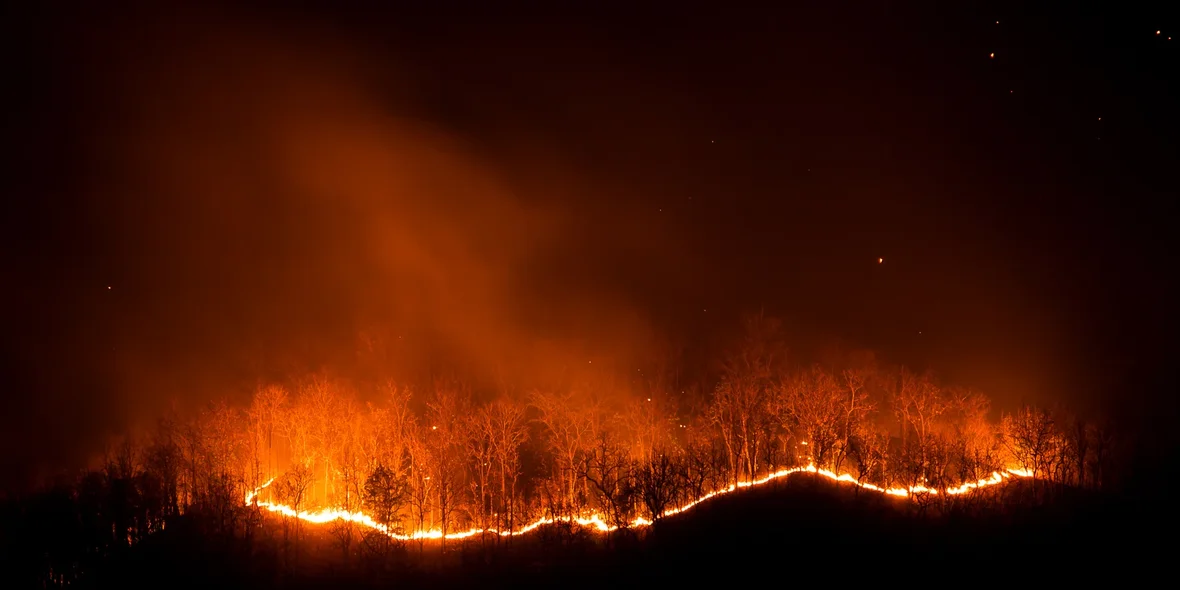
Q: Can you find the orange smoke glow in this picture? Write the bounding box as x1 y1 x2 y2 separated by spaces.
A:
244 465 1033 541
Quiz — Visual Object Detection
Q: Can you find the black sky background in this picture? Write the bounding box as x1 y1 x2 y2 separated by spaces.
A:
3 1 1177 492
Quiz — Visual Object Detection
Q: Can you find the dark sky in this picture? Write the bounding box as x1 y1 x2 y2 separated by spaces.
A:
4 1 1177 489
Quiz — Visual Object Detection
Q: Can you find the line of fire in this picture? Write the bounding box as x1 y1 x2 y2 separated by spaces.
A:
11 317 1122 587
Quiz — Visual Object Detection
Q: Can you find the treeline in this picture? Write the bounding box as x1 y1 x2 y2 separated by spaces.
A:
2 316 1124 587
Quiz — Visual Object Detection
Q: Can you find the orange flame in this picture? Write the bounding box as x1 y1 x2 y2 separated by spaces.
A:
244 465 1034 541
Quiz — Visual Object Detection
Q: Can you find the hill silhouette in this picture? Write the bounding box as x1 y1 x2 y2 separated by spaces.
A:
62 473 1151 589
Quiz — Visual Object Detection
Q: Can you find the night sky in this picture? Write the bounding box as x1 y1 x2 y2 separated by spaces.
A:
4 2 1176 490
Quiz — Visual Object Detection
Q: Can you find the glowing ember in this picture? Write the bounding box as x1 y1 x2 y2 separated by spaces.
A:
244 464 1034 540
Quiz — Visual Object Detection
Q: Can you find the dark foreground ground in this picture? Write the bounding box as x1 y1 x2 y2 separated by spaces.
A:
10 476 1166 589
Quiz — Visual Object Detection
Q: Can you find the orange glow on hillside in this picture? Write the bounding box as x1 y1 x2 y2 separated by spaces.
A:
244 465 1034 541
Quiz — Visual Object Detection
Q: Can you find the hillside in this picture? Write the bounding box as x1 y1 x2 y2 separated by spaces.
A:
75 473 1155 589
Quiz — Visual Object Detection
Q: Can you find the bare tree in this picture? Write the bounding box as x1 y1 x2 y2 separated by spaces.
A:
1002 405 1056 484
580 429 635 530
1088 419 1116 489
777 365 844 471
193 401 251 536
466 410 496 532
946 390 1003 483
404 432 434 554
248 384 288 481
835 368 875 473
332 401 371 564
295 377 349 506
848 427 889 489
367 382 415 484
531 389 598 515
708 311 783 484
281 398 314 496
277 462 315 563
681 438 720 502
425 381 471 550
637 449 681 523
707 375 774 484
480 398 527 533
1066 414 1090 487
889 369 950 483
923 432 953 494
101 436 142 547
623 392 678 465
145 417 182 521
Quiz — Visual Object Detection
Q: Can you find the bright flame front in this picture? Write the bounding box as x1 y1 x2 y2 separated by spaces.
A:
244 465 1034 541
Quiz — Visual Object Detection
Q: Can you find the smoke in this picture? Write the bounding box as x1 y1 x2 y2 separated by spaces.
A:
63 12 673 443
12 5 1153 490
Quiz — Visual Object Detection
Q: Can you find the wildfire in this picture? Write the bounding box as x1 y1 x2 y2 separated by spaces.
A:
244 465 1033 541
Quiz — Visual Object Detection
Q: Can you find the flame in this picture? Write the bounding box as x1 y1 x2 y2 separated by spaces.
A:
244 465 1034 541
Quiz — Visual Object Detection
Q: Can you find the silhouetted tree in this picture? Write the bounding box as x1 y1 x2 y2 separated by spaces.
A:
581 429 635 529
361 463 408 560
637 450 681 523
1002 405 1056 481
849 428 889 489
1089 419 1116 489
277 462 315 560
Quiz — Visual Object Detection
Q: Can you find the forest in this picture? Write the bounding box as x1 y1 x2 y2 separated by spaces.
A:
0 314 1128 588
